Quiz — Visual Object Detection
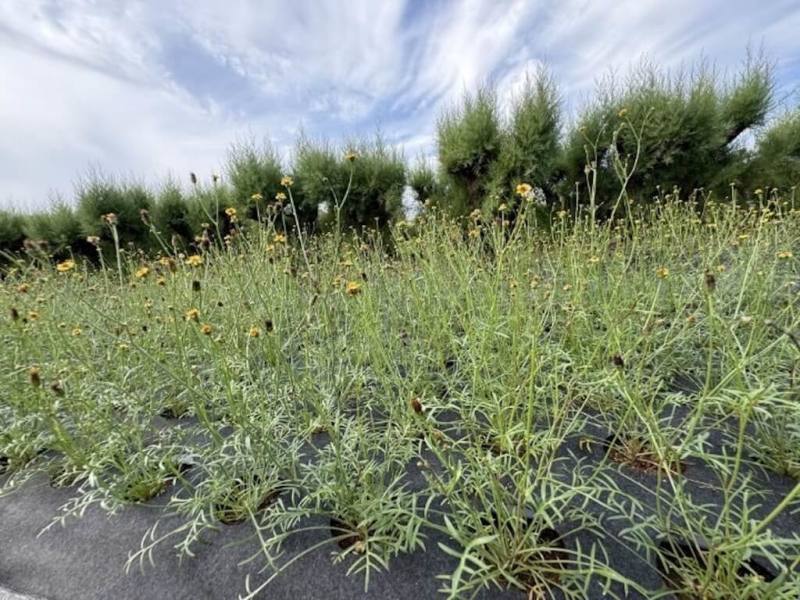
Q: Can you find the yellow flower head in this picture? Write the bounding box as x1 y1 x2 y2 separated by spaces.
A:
588 255 600 264
28 310 40 321
200 323 213 335
345 281 362 296
777 250 794 259
618 108 628 118
468 227 481 239
156 277 166 286
225 207 237 217
275 192 287 202
497 203 508 212
185 308 200 322
86 235 101 245
17 283 29 294
185 255 203 267
251 192 264 201
248 326 261 338
281 175 294 187
56 259 76 273
72 327 82 337
656 266 670 279
135 266 150 279
273 233 287 244
344 151 358 162
515 183 532 197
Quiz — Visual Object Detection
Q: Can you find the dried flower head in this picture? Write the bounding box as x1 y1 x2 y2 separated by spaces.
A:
28 366 41 388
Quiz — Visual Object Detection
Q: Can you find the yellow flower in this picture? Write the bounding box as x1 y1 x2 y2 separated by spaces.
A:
469 208 482 221
28 310 40 321
273 233 287 244
618 108 628 118
135 266 150 279
225 207 237 217
738 234 750 241
185 308 200 322
588 256 600 264
468 228 481 239
716 264 726 273
251 193 263 201
656 266 670 279
56 259 76 273
86 235 100 245
557 210 568 219
265 244 276 253
777 250 794 259
281 175 294 187
344 151 358 162
156 277 166 286
72 327 82 337
200 323 213 335
185 255 203 267
497 203 508 212
275 192 287 202
248 326 261 338
515 183 532 197
345 281 362 296
17 283 29 293
755 188 764 196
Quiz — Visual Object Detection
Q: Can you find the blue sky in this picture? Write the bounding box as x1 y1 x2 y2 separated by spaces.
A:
1 0 799 210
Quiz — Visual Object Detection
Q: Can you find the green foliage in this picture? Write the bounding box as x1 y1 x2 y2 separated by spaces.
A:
152 181 193 246
560 56 773 208
407 157 441 206
294 135 405 231
23 202 83 259
437 87 501 214
486 70 560 210
742 108 800 194
0 210 25 256
227 139 284 221
76 175 155 249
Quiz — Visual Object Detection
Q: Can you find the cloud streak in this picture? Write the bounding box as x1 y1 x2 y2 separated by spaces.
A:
1 0 798 209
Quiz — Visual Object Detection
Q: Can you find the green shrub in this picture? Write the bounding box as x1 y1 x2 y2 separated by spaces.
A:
0 210 26 257
152 181 193 247
294 135 405 231
486 70 560 211
559 54 773 210
23 202 83 259
227 139 284 222
743 108 800 195
436 87 501 215
76 175 155 249
407 157 441 206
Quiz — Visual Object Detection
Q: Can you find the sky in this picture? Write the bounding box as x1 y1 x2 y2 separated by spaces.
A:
1 0 799 211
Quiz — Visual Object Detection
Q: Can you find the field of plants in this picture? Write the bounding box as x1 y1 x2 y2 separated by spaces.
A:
2 190 800 598
1 54 800 599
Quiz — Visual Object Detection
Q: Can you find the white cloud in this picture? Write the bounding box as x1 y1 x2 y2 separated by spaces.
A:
0 0 798 209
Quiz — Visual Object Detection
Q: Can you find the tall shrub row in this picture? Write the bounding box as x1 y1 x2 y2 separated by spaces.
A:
1 53 799 262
